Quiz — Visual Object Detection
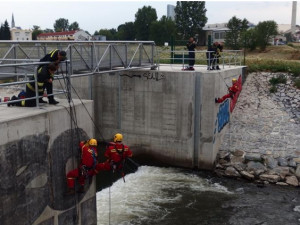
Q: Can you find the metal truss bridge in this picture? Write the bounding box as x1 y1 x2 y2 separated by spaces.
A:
0 40 156 77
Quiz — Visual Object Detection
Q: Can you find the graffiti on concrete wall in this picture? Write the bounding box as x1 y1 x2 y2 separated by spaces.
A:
230 74 242 112
121 71 165 81
0 128 95 225
217 99 230 133
213 99 230 144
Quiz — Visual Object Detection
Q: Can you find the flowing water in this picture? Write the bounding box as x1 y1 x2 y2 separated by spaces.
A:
97 166 300 225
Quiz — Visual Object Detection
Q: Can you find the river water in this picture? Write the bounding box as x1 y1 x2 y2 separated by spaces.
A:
96 166 300 225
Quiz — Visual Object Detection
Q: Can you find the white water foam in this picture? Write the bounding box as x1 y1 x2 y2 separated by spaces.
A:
97 166 232 225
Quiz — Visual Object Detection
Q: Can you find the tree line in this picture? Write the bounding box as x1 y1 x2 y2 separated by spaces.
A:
1 1 283 51
30 1 208 45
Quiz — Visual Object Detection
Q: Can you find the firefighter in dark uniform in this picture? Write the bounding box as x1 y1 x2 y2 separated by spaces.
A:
66 139 99 195
7 63 57 107
39 49 67 104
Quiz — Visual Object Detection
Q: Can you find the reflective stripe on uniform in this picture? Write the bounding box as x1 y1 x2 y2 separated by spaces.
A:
50 49 58 58
21 100 25 107
26 83 44 92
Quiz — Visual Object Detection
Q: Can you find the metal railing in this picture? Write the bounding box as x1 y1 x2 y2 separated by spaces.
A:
0 41 156 107
155 49 243 69
0 41 156 77
0 61 68 107
0 41 243 108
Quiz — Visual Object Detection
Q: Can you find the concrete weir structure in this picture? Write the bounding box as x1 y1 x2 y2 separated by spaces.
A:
0 63 244 225
0 100 96 225
73 65 245 170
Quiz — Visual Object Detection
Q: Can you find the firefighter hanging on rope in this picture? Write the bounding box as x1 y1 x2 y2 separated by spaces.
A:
94 133 133 181
66 138 98 195
215 78 239 103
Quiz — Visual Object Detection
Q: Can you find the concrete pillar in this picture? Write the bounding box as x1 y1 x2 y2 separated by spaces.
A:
291 1 297 35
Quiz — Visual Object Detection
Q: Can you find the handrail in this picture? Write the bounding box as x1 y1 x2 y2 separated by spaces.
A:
155 49 243 69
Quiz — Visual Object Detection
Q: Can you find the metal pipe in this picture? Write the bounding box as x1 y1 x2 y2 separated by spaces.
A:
34 66 39 108
0 40 155 44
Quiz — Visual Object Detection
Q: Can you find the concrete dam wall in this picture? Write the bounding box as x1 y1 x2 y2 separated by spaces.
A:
0 65 244 225
0 100 96 225
72 65 245 170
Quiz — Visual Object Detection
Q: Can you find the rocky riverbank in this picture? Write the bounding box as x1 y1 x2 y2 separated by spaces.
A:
215 72 300 187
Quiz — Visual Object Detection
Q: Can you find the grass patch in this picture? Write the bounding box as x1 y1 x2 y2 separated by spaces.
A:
246 58 300 75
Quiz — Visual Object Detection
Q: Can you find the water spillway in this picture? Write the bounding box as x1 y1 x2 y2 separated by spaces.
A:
72 65 246 170
0 64 245 224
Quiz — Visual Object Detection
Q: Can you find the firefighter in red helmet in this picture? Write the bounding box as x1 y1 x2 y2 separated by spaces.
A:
94 133 133 174
66 138 98 195
215 78 239 103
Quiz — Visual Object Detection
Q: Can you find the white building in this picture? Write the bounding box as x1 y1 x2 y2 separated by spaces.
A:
37 30 91 41
10 27 32 41
203 23 229 45
167 4 175 21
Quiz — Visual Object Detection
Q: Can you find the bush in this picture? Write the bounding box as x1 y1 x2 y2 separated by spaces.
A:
269 85 277 93
290 67 300 77
269 74 287 85
294 78 300 89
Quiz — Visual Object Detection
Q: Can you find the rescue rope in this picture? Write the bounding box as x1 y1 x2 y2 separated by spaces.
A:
57 63 81 224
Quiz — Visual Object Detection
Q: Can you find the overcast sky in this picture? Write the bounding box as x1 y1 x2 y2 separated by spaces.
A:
0 0 296 34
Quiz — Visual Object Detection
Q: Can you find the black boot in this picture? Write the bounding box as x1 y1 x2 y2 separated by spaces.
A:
7 95 18 107
216 66 220 70
48 96 59 105
39 98 47 103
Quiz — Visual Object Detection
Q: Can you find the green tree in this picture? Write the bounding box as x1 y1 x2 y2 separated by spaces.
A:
32 25 43 40
69 22 79 31
99 28 117 40
0 20 11 40
150 16 176 45
225 16 249 50
117 22 135 40
134 6 157 40
44 28 54 33
241 28 257 51
54 18 69 32
255 20 278 51
174 1 207 39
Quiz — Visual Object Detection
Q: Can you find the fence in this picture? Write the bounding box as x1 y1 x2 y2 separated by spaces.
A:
155 49 243 69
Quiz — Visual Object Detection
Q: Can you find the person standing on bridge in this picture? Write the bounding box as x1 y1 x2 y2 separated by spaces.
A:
66 139 98 195
183 37 196 71
215 78 239 103
39 49 67 105
93 133 133 178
